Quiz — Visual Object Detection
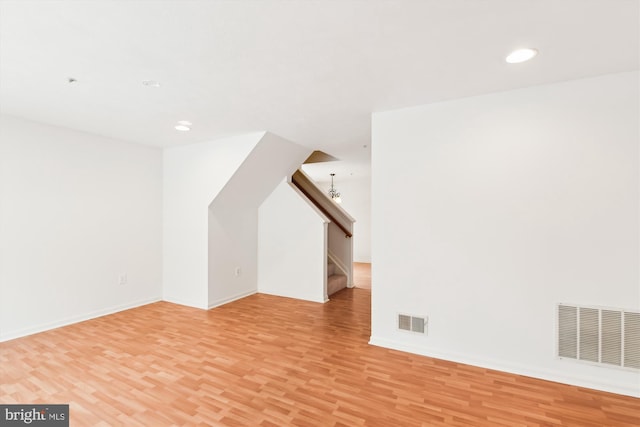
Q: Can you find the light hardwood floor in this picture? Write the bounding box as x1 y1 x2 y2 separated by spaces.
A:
353 263 371 290
1 287 638 426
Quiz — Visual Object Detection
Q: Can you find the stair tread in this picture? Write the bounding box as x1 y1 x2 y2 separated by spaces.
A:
327 273 347 296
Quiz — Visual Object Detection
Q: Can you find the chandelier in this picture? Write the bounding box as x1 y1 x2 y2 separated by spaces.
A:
328 173 342 204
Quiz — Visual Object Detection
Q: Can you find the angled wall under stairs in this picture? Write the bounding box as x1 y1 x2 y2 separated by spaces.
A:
258 168 356 303
163 131 310 310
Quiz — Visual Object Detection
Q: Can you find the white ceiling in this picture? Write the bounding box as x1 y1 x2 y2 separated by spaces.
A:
0 0 638 181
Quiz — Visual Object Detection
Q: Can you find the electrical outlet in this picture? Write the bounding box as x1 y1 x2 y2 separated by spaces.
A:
119 274 127 285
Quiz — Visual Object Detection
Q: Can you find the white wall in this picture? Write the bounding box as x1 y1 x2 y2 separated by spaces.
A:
371 72 640 397
258 180 327 303
336 177 371 263
0 115 162 341
163 133 262 308
208 133 310 308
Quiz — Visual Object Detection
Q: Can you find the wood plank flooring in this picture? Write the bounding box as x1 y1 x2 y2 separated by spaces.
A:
353 263 371 290
1 288 639 426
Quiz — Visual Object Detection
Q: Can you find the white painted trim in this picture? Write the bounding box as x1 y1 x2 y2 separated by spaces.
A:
208 290 257 309
347 235 354 287
0 297 162 343
328 249 348 277
163 297 208 310
323 222 329 301
258 290 327 304
368 336 640 398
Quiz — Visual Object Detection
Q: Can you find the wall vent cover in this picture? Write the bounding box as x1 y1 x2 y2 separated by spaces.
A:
398 314 427 334
557 304 639 370
398 314 411 331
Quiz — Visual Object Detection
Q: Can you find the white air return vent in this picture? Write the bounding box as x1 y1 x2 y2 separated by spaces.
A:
557 304 639 370
579 307 599 363
398 314 427 334
601 310 622 366
624 312 640 369
558 305 577 358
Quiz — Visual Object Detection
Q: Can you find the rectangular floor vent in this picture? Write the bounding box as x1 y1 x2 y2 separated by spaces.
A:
398 314 427 334
557 304 639 370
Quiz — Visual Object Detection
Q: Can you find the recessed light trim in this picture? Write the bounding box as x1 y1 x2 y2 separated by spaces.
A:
142 80 161 87
177 120 192 126
175 125 191 131
506 48 539 64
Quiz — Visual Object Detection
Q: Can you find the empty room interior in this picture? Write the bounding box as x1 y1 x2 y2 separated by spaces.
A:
1 1 639 426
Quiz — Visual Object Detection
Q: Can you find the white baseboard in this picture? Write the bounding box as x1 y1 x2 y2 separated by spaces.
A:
258 289 329 304
0 296 161 343
368 336 640 398
208 290 257 309
257 289 327 304
163 296 208 310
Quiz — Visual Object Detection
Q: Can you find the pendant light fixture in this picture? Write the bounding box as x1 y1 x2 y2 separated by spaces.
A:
328 173 342 204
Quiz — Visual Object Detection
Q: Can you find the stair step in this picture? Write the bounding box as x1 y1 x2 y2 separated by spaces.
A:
327 262 336 276
327 274 347 296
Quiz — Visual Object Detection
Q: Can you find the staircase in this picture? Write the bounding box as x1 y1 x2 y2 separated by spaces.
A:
290 167 355 299
327 261 347 296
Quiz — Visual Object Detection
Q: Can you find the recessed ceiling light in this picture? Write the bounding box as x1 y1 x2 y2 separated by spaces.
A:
142 80 161 87
175 125 191 131
177 120 192 126
506 48 539 64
